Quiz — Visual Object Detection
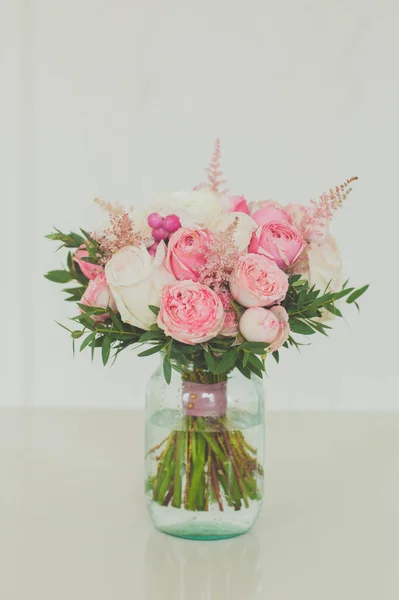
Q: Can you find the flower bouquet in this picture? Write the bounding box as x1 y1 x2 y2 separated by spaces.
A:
46 140 367 539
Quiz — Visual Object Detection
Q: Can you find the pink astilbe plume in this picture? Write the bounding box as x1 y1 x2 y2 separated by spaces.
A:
195 139 229 194
94 197 125 215
199 220 242 291
300 177 358 241
94 212 142 263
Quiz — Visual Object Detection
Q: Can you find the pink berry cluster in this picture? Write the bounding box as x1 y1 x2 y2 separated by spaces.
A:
147 212 181 256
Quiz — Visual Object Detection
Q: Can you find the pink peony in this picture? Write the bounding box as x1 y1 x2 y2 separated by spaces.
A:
249 221 304 270
218 289 239 337
165 227 213 282
226 195 250 215
81 274 117 322
230 254 288 308
251 201 291 227
239 306 290 352
73 244 104 280
157 281 225 345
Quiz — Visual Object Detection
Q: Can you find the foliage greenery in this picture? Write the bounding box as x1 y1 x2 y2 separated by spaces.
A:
45 228 368 384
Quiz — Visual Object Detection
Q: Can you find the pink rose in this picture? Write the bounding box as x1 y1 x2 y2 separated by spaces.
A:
249 221 304 270
73 244 104 280
218 290 239 337
226 195 250 215
239 306 290 352
157 281 225 345
230 254 288 308
251 201 291 227
165 228 213 282
81 274 117 322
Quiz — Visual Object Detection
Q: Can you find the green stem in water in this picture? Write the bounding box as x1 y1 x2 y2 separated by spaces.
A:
172 432 184 509
187 432 206 511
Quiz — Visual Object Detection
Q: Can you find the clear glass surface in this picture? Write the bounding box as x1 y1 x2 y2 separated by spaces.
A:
145 364 265 540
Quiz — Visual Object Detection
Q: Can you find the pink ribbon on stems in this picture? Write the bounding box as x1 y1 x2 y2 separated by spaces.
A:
182 381 227 417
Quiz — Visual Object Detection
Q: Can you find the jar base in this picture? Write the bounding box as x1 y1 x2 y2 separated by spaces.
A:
148 499 261 541
155 522 251 541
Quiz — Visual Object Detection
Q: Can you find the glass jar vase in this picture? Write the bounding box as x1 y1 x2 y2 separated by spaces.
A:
145 360 265 540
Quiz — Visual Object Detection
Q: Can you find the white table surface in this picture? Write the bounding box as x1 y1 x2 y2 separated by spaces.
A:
1 409 398 600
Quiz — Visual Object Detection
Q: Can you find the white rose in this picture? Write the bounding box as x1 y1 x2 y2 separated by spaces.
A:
105 242 175 330
151 190 223 229
212 212 257 251
305 234 342 321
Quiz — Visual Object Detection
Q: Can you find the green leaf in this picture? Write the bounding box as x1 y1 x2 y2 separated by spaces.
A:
80 331 96 352
45 229 85 248
325 303 343 317
137 345 164 357
163 356 172 384
44 270 74 284
91 333 97 360
288 274 302 284
109 311 123 332
204 351 217 373
80 256 99 265
214 349 238 375
272 351 280 364
148 305 160 316
139 330 163 343
102 335 112 365
247 362 263 379
242 342 269 351
70 261 89 285
236 362 252 379
77 303 107 315
346 285 369 304
330 287 354 301
289 319 315 335
63 286 85 297
55 321 73 333
246 353 265 372
80 228 95 242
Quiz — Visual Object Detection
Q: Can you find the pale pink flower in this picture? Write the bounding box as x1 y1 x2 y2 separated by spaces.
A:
251 201 291 227
249 221 304 270
157 281 225 345
73 245 104 280
239 306 290 352
218 289 239 337
230 254 288 308
166 228 213 282
81 274 117 322
225 195 250 215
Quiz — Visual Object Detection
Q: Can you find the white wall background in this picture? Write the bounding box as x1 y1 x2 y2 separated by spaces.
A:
2 0 399 410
